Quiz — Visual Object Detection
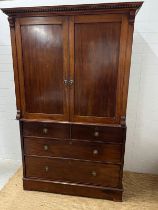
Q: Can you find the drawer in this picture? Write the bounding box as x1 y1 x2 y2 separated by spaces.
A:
23 122 69 139
24 138 122 163
25 156 120 187
71 124 124 143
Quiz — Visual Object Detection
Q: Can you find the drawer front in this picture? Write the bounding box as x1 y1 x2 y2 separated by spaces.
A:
24 138 122 163
71 124 124 143
23 122 69 139
25 156 120 187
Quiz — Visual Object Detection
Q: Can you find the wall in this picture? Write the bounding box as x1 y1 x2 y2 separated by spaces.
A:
0 0 158 174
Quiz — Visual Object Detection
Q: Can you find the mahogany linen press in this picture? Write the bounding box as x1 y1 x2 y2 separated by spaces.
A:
2 2 143 201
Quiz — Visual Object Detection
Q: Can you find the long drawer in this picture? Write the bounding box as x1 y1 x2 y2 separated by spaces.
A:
23 122 69 139
24 138 122 163
25 156 120 187
71 124 124 143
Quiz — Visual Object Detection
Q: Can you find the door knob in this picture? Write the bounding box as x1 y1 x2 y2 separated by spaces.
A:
64 80 74 86
69 80 74 86
64 80 68 85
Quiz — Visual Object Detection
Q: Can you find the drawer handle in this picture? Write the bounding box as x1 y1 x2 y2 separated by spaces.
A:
43 128 48 134
94 131 99 137
93 149 98 155
45 166 49 172
92 171 97 177
44 145 48 151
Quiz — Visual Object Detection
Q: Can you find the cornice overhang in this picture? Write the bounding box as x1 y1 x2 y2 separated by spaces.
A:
1 2 143 17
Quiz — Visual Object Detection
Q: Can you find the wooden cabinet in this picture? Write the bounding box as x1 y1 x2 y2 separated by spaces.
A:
2 2 143 201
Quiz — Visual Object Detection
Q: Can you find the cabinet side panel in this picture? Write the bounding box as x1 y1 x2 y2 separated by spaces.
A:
122 23 135 116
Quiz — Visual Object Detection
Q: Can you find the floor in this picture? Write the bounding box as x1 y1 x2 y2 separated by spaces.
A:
0 159 21 189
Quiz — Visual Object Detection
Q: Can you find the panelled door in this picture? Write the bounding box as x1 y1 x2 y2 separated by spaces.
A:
15 16 69 121
15 15 128 124
69 14 128 124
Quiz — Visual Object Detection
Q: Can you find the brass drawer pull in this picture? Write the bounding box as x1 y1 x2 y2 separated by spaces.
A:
44 145 48 151
94 131 99 137
45 166 49 172
92 171 97 177
43 128 48 134
93 149 98 155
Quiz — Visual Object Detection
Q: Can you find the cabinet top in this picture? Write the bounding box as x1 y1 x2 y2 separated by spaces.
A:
2 2 143 17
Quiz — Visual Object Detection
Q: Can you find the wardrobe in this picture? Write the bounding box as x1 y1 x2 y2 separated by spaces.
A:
2 2 143 201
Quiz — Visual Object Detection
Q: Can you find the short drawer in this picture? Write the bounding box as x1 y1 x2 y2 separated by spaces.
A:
71 124 124 143
25 156 120 187
23 122 69 139
24 138 122 163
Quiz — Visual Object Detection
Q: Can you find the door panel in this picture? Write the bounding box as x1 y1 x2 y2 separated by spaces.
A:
70 15 128 124
74 22 120 117
16 17 69 120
